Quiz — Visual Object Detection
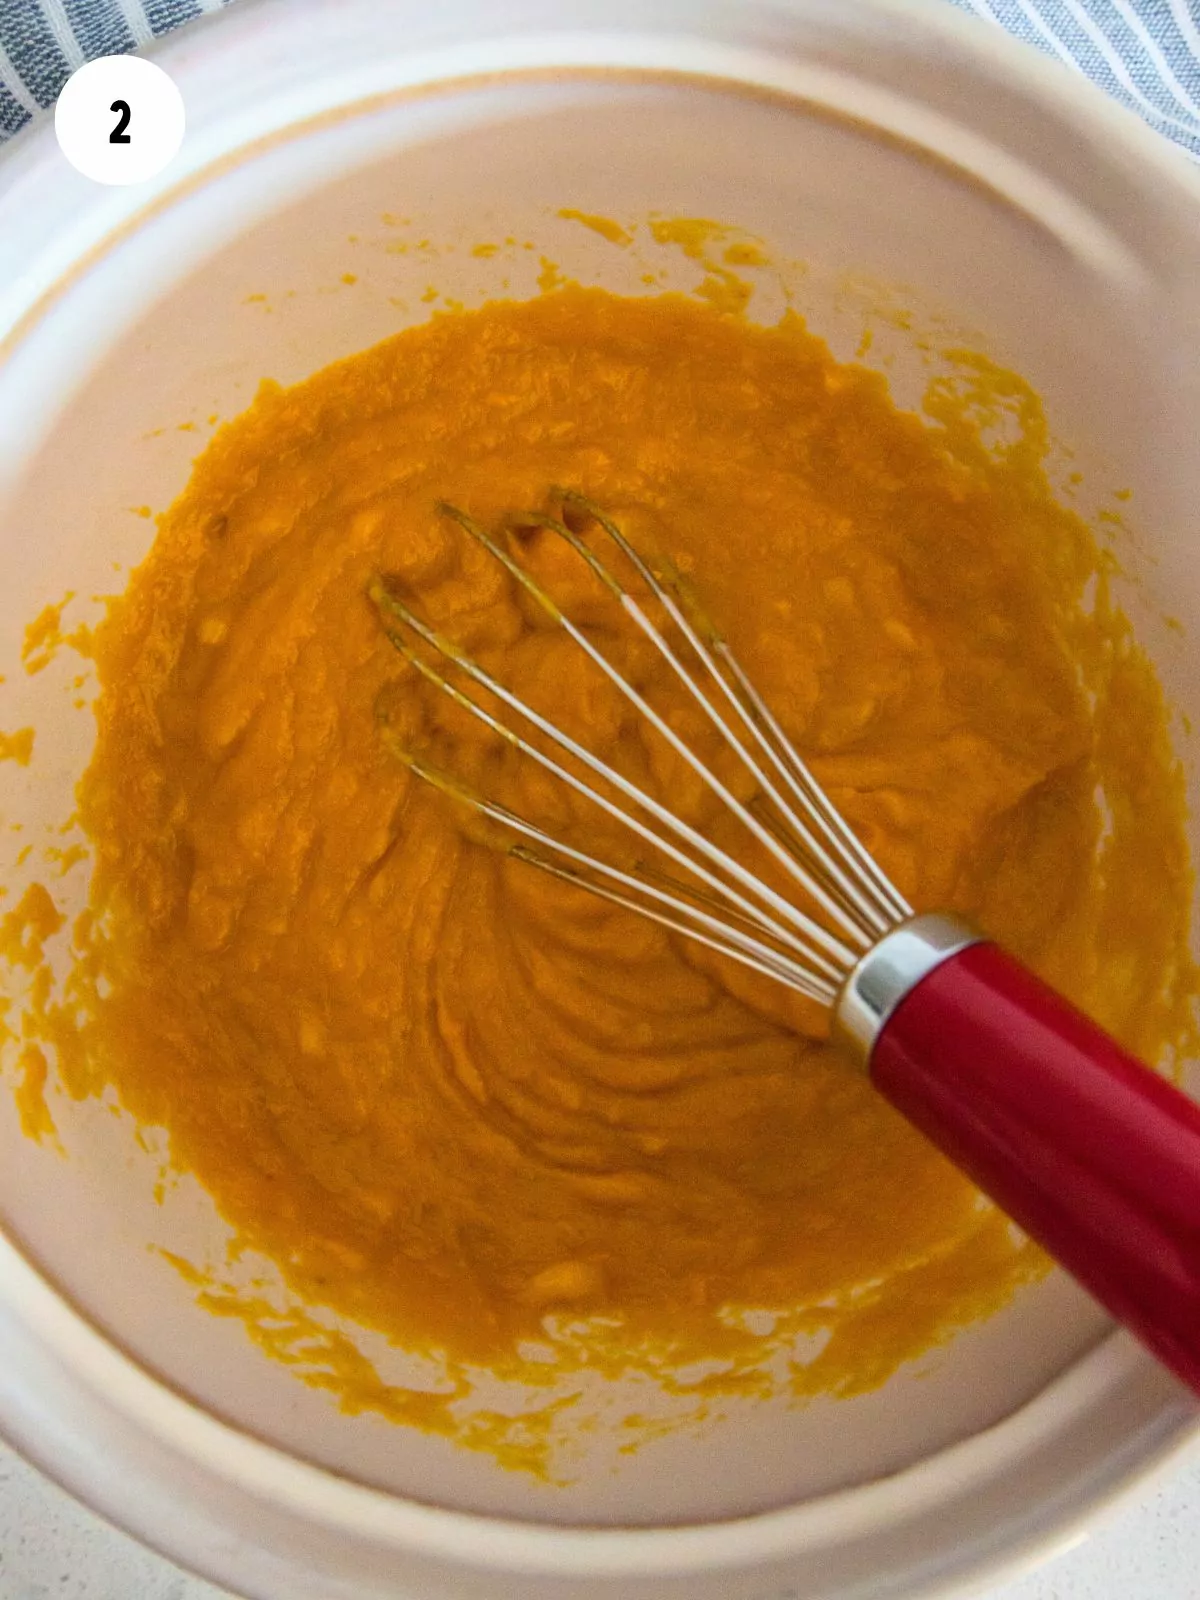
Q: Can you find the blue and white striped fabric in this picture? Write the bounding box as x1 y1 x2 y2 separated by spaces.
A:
0 0 1198 156
0 0 229 140
946 0 1200 158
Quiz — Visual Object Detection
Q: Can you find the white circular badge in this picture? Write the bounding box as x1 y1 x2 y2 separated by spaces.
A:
55 55 185 186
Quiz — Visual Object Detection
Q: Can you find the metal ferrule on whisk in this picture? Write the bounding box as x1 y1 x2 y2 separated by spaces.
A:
832 913 982 1067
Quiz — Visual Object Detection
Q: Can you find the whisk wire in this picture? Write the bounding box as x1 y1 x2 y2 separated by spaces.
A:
549 494 894 941
443 502 872 952
557 492 909 933
508 846 837 1001
372 593 852 981
708 643 912 926
378 741 830 993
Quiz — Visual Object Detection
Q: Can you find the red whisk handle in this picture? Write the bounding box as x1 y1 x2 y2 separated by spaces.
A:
836 917 1200 1398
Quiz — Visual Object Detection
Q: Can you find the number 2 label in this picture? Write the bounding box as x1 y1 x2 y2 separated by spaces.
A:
109 100 132 145
55 57 184 185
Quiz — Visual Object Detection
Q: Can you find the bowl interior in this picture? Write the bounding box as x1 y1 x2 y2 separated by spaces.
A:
0 61 1197 1529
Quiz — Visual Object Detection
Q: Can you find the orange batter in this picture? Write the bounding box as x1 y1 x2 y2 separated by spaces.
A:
43 287 1195 1448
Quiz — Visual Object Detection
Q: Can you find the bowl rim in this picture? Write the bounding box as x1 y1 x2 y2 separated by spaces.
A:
1 1 1198 1596
3 1221 1198 1586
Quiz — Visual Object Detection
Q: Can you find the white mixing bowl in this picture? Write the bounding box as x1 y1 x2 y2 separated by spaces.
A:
0 2 1198 1596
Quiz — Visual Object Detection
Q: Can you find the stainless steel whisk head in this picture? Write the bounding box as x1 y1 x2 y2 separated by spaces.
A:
367 491 912 1007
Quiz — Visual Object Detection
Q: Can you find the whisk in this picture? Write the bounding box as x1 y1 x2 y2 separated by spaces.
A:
368 491 1200 1398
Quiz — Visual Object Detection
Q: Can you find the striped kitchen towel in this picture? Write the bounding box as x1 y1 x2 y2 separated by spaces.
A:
0 0 228 138
946 0 1200 157
0 0 1198 157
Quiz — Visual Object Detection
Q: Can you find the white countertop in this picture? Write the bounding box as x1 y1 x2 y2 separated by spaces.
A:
1 1434 1197 1600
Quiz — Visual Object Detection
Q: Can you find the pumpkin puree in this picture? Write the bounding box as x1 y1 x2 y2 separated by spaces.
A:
55 287 1194 1446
